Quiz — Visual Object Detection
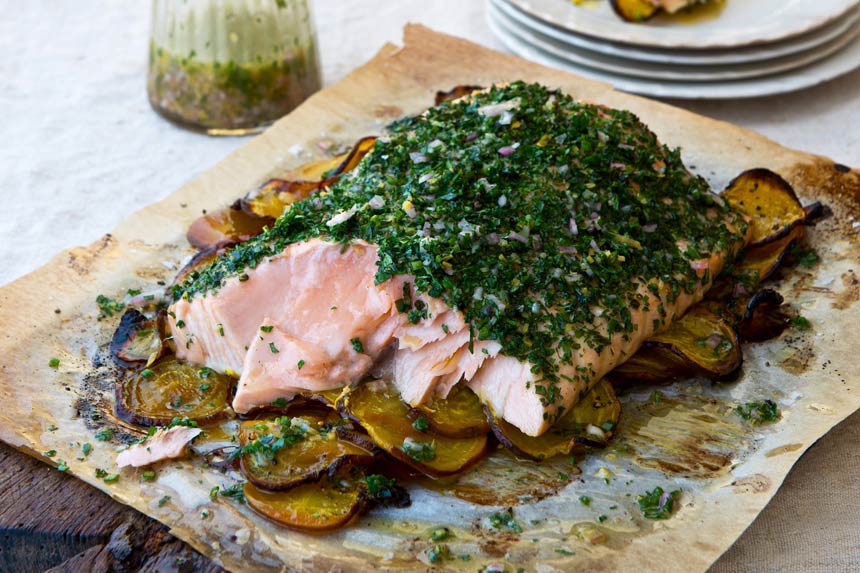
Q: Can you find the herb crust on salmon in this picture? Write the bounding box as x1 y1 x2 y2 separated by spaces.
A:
169 82 748 436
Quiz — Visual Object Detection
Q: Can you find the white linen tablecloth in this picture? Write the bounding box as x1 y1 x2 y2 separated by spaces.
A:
2 1 859 571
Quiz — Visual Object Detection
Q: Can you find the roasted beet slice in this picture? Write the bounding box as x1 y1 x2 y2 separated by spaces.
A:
244 468 366 532
238 415 377 491
186 201 271 251
110 309 164 368
486 379 620 461
610 0 659 22
434 85 484 105
409 383 490 439
612 306 741 384
115 356 232 426
739 289 790 342
241 137 376 219
723 168 807 248
337 379 488 477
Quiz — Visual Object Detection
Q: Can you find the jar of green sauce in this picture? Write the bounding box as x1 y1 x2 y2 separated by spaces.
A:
147 0 321 135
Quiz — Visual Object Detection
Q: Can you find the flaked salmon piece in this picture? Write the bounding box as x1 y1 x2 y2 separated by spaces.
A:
469 247 737 436
169 238 393 377
382 277 468 351
116 426 202 468
391 327 500 405
233 319 370 413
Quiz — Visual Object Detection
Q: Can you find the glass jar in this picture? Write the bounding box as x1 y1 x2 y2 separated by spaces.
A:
147 0 321 135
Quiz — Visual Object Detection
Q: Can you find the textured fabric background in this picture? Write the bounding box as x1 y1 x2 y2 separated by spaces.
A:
2 1 858 570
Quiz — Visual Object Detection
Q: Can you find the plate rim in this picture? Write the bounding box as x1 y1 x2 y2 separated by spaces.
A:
503 0 860 50
491 0 860 65
490 1 860 82
489 12 860 99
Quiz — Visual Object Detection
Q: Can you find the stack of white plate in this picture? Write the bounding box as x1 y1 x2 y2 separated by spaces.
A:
488 0 860 98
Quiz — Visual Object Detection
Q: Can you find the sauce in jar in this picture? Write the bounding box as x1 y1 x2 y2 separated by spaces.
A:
147 0 321 135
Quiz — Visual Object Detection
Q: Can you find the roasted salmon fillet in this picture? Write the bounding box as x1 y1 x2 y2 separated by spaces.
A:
168 82 748 437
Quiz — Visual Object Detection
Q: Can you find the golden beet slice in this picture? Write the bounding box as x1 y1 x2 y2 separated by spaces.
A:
110 309 164 368
239 416 376 491
338 379 488 477
115 356 231 426
736 225 805 282
410 383 490 439
244 470 365 532
186 204 271 251
610 0 659 22
241 137 377 219
487 379 621 461
723 168 806 248
612 306 741 385
434 84 484 105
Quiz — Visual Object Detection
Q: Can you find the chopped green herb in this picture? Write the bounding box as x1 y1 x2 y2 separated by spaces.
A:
141 470 157 481
127 288 142 296
95 468 108 478
56 460 69 472
157 495 171 507
140 368 155 378
426 544 451 564
199 383 211 392
297 359 305 370
96 295 124 320
789 244 820 268
401 437 436 461
488 509 523 533
48 358 60 368
735 400 780 424
791 316 812 331
168 417 199 429
364 474 396 496
555 548 576 556
103 473 120 483
350 337 364 353
228 417 309 463
48 424 58 432
271 397 288 408
579 495 591 506
217 323 225 336
95 428 115 441
638 487 680 520
214 483 245 503
82 443 92 456
44 450 57 457
598 514 608 523
198 367 213 379
260 325 274 333
175 319 186 328
269 342 279 354
431 527 451 542
412 416 430 432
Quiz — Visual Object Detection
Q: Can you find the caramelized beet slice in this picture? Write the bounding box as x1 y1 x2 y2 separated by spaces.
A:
115 356 232 426
486 379 620 461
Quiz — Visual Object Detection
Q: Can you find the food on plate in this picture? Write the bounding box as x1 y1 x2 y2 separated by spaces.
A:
104 81 820 533
610 0 722 22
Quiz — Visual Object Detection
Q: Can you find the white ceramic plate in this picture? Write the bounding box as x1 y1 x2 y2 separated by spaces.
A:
490 0 860 81
494 0 860 65
489 11 860 98
504 0 860 49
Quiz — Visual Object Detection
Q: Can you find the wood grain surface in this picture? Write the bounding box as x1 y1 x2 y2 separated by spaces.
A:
0 442 224 573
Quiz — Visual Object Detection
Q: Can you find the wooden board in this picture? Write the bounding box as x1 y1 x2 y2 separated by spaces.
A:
0 442 224 573
1 25 859 573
